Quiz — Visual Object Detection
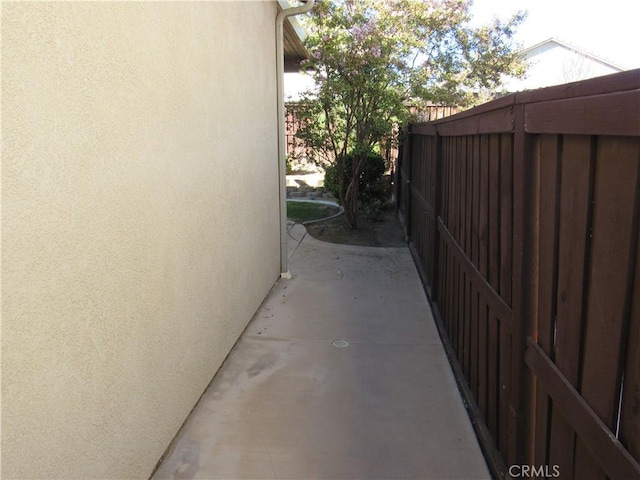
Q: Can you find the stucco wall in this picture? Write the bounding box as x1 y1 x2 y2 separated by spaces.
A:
2 2 280 478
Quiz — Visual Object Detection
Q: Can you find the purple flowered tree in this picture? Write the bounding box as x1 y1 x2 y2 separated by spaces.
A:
296 0 526 228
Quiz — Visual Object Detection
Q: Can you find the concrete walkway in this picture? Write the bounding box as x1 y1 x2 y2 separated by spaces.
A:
152 223 490 480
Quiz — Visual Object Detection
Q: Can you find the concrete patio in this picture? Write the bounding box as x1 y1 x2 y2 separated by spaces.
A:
152 223 490 479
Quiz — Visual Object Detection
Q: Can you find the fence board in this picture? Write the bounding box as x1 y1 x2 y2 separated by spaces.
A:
453 138 460 248
487 312 499 439
442 241 450 337
488 135 500 292
438 235 446 321
620 232 640 463
448 247 454 333
459 137 466 241
452 251 460 351
478 301 488 418
451 267 457 362
457 267 465 367
477 134 491 416
573 437 603 480
574 136 640 479
534 134 561 468
499 323 512 458
470 282 478 398
425 136 439 288
444 138 451 238
456 253 463 370
524 90 640 136
548 135 594 478
411 123 438 136
464 137 473 259
499 134 513 307
472 136 481 270
436 106 514 136
480 135 489 280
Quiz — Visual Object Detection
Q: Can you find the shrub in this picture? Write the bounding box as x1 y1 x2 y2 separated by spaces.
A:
324 152 390 217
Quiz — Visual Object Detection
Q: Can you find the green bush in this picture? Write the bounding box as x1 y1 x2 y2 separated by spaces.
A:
324 152 390 217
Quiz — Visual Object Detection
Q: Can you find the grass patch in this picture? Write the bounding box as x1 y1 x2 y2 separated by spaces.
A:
287 201 340 223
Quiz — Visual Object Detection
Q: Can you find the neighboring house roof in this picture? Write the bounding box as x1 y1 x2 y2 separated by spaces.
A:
521 38 625 71
278 0 310 72
504 37 626 92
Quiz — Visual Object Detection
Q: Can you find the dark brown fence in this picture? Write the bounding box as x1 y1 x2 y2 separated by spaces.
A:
397 69 640 479
285 102 309 161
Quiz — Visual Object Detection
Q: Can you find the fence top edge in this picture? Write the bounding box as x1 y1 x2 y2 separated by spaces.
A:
410 68 640 129
416 95 515 126
514 68 640 105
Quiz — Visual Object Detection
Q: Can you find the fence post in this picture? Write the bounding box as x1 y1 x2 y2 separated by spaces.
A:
431 130 443 300
394 132 403 210
404 125 413 241
510 101 538 467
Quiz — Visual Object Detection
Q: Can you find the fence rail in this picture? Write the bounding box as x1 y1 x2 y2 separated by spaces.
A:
397 69 640 479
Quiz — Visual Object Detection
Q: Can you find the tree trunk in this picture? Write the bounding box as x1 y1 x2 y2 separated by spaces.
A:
345 178 359 229
336 155 350 224
342 152 367 229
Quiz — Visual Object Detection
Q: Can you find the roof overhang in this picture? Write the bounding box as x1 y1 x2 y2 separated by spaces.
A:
278 0 310 72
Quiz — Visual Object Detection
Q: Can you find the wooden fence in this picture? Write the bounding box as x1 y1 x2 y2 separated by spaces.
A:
408 104 462 122
397 69 640 479
285 102 458 167
285 103 309 162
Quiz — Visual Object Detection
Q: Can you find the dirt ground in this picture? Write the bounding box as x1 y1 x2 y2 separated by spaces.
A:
305 207 407 247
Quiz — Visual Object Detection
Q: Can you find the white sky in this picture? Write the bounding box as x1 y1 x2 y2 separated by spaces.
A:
285 0 640 99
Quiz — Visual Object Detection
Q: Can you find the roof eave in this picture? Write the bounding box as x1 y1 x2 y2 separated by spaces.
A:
278 0 310 72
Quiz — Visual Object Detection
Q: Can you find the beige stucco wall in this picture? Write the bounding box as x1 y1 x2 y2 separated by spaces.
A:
1 1 281 478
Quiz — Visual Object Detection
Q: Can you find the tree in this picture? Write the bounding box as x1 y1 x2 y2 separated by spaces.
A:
295 0 526 228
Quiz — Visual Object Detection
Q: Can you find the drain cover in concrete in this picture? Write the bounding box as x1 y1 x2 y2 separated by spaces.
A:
332 339 349 347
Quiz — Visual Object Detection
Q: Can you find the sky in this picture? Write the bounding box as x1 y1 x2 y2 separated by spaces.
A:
285 0 640 99
469 0 640 68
